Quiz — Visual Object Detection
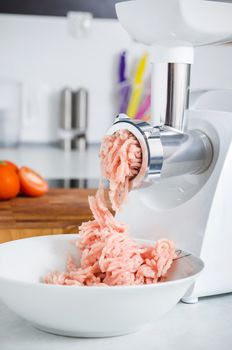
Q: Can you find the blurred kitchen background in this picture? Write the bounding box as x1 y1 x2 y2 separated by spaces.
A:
0 0 232 187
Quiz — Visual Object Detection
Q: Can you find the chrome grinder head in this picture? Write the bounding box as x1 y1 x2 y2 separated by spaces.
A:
106 114 163 188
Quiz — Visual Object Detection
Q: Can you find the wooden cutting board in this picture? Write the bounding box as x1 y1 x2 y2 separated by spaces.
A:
0 189 98 244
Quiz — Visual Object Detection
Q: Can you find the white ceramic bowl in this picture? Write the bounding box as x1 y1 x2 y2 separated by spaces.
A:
0 234 203 337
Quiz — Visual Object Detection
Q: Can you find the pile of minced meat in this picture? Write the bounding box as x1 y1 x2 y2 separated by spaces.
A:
44 130 176 286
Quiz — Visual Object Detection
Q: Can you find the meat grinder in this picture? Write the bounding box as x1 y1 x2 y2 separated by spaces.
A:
107 0 232 302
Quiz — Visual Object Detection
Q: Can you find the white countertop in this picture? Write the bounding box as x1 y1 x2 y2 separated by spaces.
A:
0 294 232 350
0 145 101 180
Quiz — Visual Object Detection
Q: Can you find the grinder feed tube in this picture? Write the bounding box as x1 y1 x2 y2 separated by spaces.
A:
152 62 191 132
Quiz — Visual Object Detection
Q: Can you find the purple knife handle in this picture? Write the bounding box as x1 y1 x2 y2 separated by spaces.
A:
119 82 131 114
119 51 126 83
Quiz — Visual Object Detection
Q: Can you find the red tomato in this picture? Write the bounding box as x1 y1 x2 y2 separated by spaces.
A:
19 167 48 197
0 160 19 173
0 166 20 200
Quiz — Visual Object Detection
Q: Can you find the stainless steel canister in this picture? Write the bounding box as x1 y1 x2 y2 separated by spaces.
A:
72 88 88 150
60 87 73 150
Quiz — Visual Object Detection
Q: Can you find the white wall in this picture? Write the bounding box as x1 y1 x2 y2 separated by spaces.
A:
0 14 232 143
0 14 133 143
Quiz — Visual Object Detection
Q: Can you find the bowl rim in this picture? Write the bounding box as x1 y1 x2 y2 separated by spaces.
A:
0 234 204 291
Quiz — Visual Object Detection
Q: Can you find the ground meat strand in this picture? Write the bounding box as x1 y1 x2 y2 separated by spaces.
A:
100 130 142 211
